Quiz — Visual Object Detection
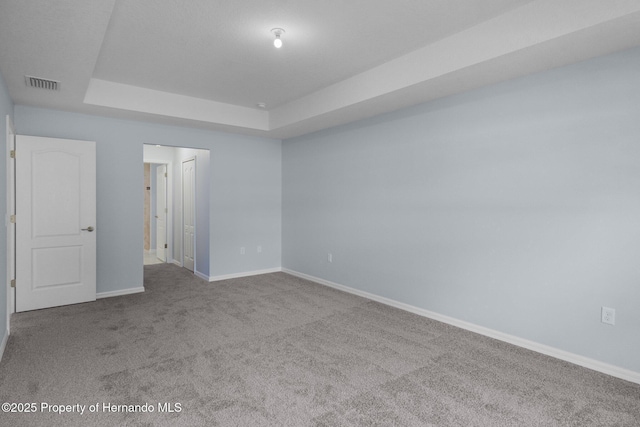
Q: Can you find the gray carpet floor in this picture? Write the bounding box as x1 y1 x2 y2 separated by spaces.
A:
0 264 638 426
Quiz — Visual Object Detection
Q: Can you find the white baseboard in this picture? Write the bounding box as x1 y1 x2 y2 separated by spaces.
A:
282 268 640 385
96 287 145 299
172 259 182 267
209 267 282 282
0 328 8 364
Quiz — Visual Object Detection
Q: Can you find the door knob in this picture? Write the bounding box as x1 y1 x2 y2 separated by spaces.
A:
81 226 94 232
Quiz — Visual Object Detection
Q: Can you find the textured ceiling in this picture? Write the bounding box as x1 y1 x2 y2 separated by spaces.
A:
1 0 640 139
93 0 532 109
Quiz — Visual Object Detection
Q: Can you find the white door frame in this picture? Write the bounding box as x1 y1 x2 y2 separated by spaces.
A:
182 156 196 272
5 115 15 328
142 158 173 264
155 164 167 262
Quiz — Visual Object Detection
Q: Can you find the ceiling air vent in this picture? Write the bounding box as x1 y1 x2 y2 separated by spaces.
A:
25 75 59 91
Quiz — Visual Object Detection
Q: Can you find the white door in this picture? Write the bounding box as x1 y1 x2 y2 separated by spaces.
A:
182 159 195 272
155 164 167 262
16 135 96 312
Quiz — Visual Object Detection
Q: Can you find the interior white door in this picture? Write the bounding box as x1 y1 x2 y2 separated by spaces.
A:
155 164 167 262
16 135 96 312
182 159 195 272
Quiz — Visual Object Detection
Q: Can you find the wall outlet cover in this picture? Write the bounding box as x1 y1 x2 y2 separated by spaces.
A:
601 306 615 325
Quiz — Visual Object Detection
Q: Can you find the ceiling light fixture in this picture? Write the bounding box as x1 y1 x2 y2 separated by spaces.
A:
271 28 285 48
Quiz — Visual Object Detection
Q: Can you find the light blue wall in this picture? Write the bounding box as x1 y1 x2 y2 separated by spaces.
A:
14 106 281 291
209 136 282 276
0 70 14 344
282 48 640 372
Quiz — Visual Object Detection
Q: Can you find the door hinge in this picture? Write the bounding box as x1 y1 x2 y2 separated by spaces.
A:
164 172 167 177
10 214 16 224
10 279 15 288
165 208 168 213
164 243 168 248
10 150 15 159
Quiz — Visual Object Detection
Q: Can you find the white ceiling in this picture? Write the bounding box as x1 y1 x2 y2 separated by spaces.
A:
1 0 640 139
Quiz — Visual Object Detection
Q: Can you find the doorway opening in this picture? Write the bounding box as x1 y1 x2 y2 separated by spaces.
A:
143 162 167 266
142 144 210 279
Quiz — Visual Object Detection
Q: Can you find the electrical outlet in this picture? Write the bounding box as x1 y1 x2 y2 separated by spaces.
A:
328 253 333 263
601 307 615 325
240 247 245 255
257 246 262 253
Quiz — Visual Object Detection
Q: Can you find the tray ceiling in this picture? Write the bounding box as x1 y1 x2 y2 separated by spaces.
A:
1 0 639 139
